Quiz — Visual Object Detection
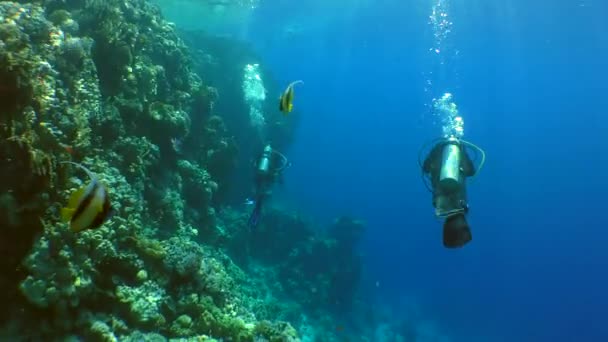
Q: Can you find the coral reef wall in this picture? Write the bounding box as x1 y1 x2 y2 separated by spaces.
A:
0 0 362 340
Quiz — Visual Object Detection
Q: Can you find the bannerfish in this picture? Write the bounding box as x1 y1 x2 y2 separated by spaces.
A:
60 161 113 233
279 80 303 114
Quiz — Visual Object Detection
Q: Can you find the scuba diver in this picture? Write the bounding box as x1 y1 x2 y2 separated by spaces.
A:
419 136 485 248
247 144 290 229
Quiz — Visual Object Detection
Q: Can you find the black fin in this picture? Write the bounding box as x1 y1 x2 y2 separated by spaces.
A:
248 198 264 229
443 214 472 248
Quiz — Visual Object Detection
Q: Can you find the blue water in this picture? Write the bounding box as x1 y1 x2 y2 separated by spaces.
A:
165 0 608 340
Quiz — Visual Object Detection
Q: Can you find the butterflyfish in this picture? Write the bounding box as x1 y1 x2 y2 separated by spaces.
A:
60 161 113 233
279 80 303 114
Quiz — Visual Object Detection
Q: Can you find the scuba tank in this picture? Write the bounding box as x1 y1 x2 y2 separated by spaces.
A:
257 145 273 175
439 136 463 193
250 145 274 229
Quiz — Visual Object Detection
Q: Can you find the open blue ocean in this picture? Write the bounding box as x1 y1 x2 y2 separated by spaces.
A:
161 0 608 340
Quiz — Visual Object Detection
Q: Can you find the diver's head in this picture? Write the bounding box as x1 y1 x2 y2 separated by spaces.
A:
443 213 472 248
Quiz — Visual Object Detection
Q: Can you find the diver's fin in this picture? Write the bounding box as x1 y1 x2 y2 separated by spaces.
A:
248 199 264 229
443 214 472 248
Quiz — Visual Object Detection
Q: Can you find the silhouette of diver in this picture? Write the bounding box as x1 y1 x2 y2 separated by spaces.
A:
420 136 485 248
248 144 290 229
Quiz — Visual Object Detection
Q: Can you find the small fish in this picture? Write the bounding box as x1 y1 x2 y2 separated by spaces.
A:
60 162 113 233
279 80 303 114
244 198 255 206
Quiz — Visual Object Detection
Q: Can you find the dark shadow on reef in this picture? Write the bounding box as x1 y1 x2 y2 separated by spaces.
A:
254 213 364 316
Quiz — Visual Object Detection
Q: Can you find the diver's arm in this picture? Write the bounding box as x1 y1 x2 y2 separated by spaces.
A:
423 144 443 174
271 150 289 172
422 156 432 174
461 148 476 177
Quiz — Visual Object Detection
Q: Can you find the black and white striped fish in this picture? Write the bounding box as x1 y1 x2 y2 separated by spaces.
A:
279 80 303 114
60 162 113 233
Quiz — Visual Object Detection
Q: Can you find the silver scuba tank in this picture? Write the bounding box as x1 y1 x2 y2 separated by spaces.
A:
258 145 272 174
439 138 462 193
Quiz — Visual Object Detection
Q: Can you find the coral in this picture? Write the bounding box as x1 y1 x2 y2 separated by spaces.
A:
88 320 118 342
120 331 168 342
19 159 144 313
201 116 238 190
0 0 99 184
169 314 194 337
177 159 216 209
130 236 167 261
116 280 166 326
152 182 188 236
163 237 203 280
253 321 300 342
147 101 191 138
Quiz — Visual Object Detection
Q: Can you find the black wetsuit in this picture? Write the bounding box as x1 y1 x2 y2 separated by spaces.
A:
248 150 285 229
